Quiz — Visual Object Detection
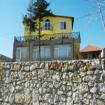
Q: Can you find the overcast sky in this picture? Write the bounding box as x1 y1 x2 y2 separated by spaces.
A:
0 0 105 57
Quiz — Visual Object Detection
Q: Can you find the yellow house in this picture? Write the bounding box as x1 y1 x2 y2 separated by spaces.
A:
23 15 74 39
13 14 81 61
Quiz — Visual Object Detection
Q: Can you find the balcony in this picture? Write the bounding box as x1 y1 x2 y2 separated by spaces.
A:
13 32 81 61
14 32 81 43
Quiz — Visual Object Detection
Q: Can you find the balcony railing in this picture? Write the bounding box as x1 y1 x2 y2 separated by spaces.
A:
14 32 81 43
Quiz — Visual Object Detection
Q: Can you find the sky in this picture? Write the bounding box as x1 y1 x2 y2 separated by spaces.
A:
0 0 105 58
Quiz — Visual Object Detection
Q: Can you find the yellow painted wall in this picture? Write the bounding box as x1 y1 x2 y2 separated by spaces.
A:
74 42 80 59
24 16 73 39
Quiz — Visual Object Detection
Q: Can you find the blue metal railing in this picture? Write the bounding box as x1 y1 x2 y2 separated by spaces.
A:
14 32 80 42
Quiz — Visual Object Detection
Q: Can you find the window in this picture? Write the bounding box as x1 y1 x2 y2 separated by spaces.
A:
54 45 72 58
60 22 66 30
43 19 51 30
33 46 51 59
40 46 51 58
16 47 29 61
33 47 39 60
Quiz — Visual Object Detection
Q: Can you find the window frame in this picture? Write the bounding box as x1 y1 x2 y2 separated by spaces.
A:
54 45 71 58
40 46 51 59
33 47 39 60
16 47 29 61
60 22 67 30
33 46 51 59
43 19 52 30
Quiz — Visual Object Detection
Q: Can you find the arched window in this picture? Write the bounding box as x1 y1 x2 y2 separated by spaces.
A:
44 19 51 30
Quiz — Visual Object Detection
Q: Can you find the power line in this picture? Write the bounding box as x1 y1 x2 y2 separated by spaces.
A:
83 0 105 31
96 0 105 31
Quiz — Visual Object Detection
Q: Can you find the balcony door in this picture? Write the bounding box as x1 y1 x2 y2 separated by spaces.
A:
54 45 72 58
16 47 29 61
33 46 51 60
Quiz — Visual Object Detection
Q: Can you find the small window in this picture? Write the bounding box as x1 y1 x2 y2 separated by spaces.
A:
60 22 66 30
43 19 51 30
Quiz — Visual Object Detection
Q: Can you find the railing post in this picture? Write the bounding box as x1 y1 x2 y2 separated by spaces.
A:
62 33 63 44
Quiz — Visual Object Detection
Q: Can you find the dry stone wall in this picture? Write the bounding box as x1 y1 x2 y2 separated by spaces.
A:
0 59 105 105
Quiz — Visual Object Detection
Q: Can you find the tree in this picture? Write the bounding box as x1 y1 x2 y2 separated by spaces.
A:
84 0 105 31
96 0 105 31
28 0 52 18
23 0 53 60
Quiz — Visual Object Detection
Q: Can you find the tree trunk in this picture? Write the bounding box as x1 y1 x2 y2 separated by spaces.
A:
38 18 41 60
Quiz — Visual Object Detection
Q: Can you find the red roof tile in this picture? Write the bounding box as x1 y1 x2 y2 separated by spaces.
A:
81 45 103 53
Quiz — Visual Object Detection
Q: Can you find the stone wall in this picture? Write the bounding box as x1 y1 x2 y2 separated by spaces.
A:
0 59 105 105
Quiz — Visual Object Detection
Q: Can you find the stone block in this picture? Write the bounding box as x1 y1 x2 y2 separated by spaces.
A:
90 86 97 94
15 93 24 104
97 99 105 105
72 75 82 83
49 62 60 71
32 95 39 105
79 83 88 94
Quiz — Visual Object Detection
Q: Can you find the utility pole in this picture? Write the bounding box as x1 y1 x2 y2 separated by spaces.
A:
96 0 105 31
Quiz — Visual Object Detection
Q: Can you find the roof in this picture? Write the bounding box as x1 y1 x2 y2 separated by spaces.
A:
54 15 74 20
80 45 103 53
45 13 74 19
0 54 12 62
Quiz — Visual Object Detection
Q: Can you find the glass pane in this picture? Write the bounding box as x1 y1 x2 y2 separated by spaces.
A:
64 22 66 29
33 47 39 60
21 47 29 61
16 48 21 61
44 19 51 30
16 47 29 61
45 47 51 58
41 46 51 58
54 47 59 58
60 22 66 30
41 47 44 58
60 22 63 30
54 45 71 58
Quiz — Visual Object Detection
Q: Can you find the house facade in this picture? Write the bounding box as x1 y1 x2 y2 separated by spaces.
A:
13 15 81 61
